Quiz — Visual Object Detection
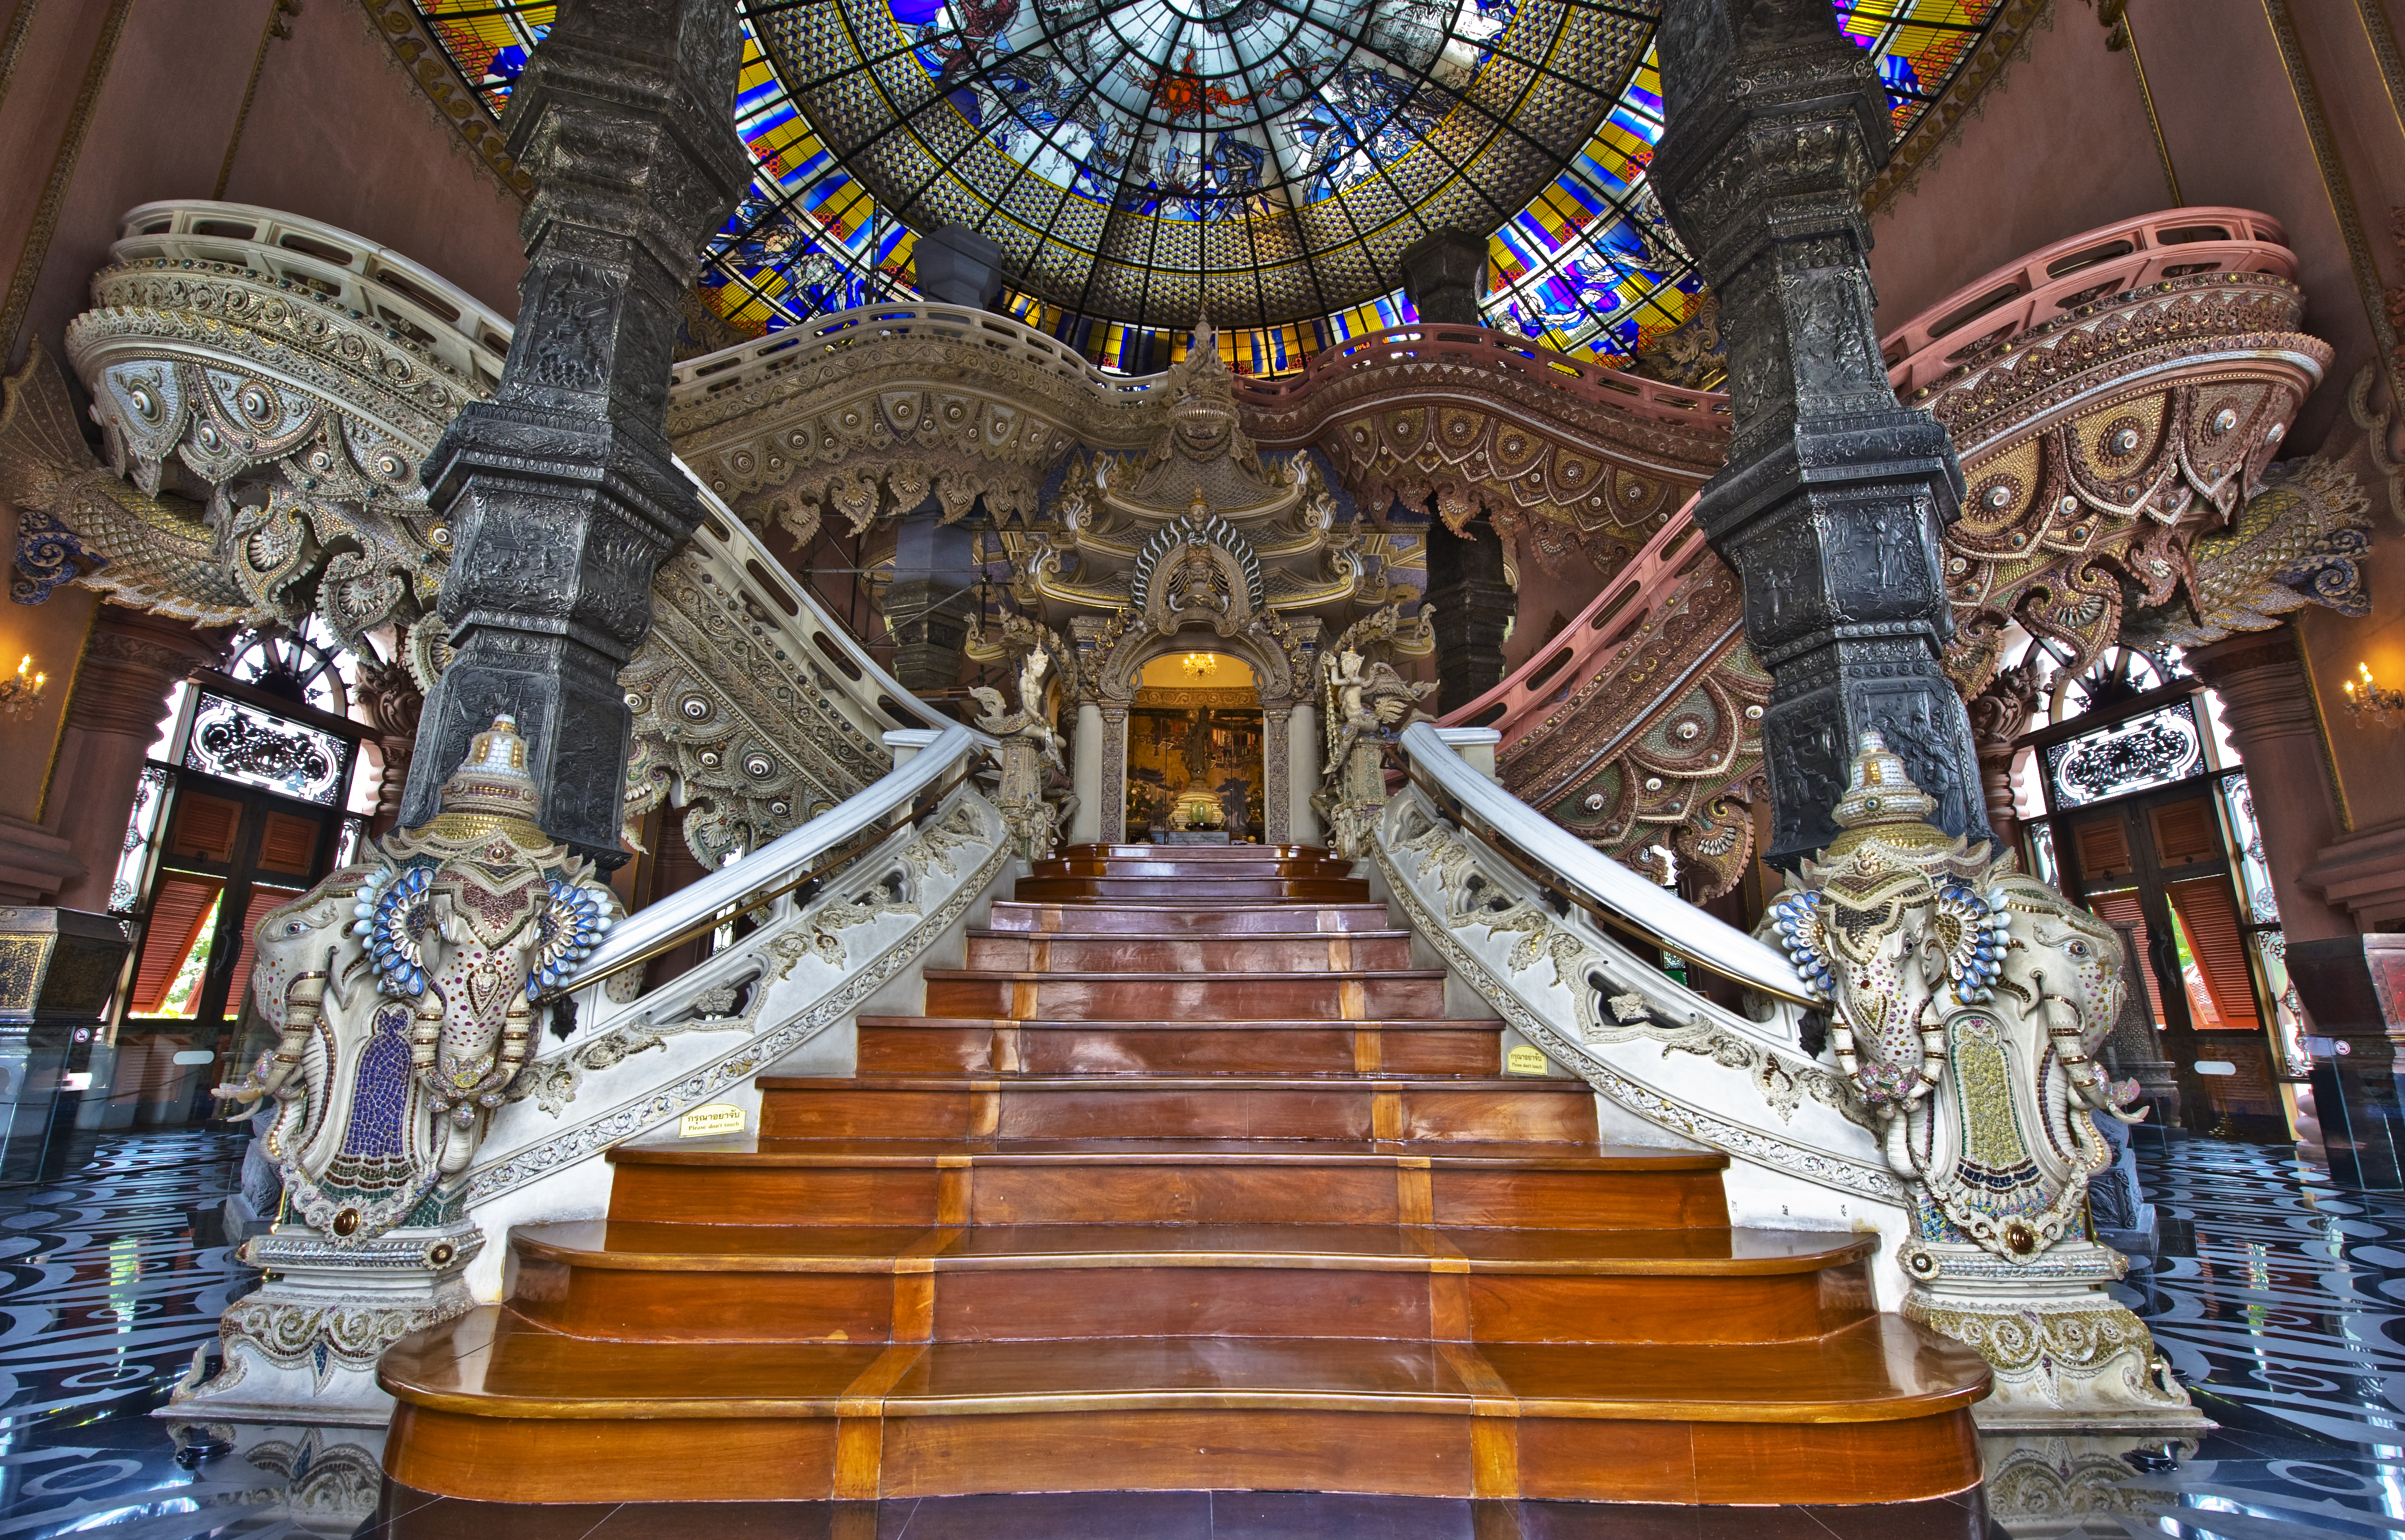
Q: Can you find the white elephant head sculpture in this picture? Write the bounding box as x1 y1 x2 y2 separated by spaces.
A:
1765 733 2144 1264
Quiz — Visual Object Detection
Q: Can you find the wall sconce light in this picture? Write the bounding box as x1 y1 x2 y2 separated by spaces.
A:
1182 651 1218 681
0 655 46 721
2343 662 2405 725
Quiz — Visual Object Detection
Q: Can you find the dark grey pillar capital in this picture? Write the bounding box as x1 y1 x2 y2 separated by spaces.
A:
1654 0 1988 866
914 224 1006 309
400 0 749 857
1422 514 1515 712
1399 230 1489 327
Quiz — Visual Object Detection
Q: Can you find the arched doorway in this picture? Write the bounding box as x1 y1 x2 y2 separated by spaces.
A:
1125 651 1267 841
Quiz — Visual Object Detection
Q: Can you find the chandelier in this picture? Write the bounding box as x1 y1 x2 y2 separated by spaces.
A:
1182 653 1218 681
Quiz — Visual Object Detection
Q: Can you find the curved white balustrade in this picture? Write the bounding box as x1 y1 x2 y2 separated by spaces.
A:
575 720 989 983
1397 722 1808 1005
114 200 512 394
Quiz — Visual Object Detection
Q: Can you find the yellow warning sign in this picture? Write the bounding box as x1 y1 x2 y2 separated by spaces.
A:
1504 1045 1549 1076
678 1102 747 1138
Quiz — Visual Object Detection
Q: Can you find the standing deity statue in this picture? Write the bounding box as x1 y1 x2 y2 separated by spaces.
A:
1313 644 1433 859
971 626 1075 858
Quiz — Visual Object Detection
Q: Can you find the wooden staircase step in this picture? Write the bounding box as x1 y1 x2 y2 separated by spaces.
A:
857 1017 1501 1076
755 1074 1598 1144
507 1220 1877 1346
1031 856 1361 878
1058 844 1329 861
381 1310 1987 1505
607 1137 1730 1230
1012 876 1373 902
964 931 1418 973
920 969 1448 1022
985 901 1395 935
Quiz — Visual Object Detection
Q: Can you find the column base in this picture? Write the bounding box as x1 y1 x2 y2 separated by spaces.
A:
1901 1242 2212 1433
164 1223 484 1426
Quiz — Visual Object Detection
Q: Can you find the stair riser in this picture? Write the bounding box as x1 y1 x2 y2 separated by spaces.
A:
759 1085 1599 1144
921 975 1445 1022
605 1163 1728 1231
965 935 1416 972
385 1402 1984 1505
1013 878 1371 902
508 1255 1875 1347
857 1024 1498 1077
984 903 1393 935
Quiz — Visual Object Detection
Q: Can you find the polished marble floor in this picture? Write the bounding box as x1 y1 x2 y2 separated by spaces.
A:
4 1130 2405 1537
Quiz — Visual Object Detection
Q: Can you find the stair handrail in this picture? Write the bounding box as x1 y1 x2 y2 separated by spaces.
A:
1396 721 1812 1007
566 721 990 997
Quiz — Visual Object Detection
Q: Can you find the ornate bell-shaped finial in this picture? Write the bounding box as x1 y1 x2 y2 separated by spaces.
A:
433 714 544 826
1820 729 1955 859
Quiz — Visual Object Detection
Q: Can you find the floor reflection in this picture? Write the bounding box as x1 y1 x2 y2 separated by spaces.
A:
7 1131 2405 1537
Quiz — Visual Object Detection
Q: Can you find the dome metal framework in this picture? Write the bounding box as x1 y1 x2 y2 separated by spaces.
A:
409 0 2005 374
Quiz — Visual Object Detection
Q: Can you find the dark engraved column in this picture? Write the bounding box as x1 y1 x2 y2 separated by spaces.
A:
1652 0 1991 866
397 0 748 855
1422 512 1515 712
1399 230 1489 327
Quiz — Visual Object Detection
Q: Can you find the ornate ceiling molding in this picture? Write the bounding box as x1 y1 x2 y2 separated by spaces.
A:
352 0 534 202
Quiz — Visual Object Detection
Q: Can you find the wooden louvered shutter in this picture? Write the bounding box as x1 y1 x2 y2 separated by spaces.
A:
2084 889 2167 1026
130 874 223 1015
220 883 306 1023
2167 876 2262 1031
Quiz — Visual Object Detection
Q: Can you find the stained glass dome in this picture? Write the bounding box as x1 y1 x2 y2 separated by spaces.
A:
407 1 2006 374
756 1 1639 330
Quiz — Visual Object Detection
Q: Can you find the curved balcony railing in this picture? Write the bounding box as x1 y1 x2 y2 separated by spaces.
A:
1450 207 2309 754
669 299 1171 406
73 200 958 850
114 200 512 396
1442 496 1717 747
1231 321 1732 435
1879 207 2296 397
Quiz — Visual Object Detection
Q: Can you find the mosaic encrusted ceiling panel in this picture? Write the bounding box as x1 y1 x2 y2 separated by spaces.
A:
406 0 2007 372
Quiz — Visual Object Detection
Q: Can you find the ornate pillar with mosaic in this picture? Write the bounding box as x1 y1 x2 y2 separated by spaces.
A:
1653 0 1991 867
395 0 747 859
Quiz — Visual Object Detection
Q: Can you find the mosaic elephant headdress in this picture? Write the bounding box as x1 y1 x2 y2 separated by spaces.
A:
1763 733 2144 1262
216 716 616 1245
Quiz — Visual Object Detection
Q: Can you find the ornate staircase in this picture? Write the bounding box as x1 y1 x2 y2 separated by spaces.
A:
377 844 1987 1507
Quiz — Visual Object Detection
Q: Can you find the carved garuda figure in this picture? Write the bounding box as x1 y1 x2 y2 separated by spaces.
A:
1314 642 1434 860
216 716 616 1245
1763 732 2202 1428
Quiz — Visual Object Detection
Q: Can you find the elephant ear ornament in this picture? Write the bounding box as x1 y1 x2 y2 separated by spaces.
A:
215 715 617 1246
